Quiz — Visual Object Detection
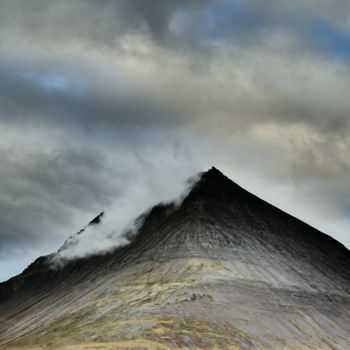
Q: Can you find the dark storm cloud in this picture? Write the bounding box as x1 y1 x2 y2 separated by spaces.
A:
2 0 349 61
0 145 120 250
0 0 208 46
2 49 350 144
0 61 186 131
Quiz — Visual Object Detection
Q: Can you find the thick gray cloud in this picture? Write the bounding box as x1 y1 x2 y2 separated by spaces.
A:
0 0 208 47
0 144 118 246
0 0 350 281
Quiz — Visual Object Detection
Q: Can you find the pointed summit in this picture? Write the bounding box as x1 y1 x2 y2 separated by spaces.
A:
188 166 231 190
203 165 223 176
194 166 231 190
196 166 228 185
183 166 247 210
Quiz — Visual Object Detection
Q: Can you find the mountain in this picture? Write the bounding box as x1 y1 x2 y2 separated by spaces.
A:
0 167 349 350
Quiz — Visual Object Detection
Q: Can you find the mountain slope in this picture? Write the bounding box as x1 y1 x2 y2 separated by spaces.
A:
0 167 349 350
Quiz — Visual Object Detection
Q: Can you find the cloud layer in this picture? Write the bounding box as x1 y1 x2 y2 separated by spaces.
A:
1 0 350 281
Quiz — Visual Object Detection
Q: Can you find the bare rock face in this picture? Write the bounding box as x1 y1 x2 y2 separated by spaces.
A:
0 167 349 350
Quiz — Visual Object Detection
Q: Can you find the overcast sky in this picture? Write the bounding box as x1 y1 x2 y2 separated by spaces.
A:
1 0 350 281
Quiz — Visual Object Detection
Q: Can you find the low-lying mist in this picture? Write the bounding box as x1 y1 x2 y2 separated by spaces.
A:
50 172 201 267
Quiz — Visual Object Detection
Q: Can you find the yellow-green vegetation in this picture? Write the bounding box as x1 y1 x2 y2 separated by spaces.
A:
3 259 343 350
1 259 254 350
4 317 251 350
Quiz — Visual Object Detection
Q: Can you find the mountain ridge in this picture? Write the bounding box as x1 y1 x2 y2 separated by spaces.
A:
1 166 349 299
1 167 349 349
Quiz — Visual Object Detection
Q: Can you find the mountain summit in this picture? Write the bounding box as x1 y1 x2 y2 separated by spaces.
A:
1 168 350 350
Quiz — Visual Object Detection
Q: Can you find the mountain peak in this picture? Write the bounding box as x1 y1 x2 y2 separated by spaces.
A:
184 166 244 206
198 166 228 185
196 166 243 189
205 165 222 174
1 168 350 349
201 166 225 180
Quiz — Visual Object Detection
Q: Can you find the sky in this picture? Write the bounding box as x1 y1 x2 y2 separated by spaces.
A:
1 0 350 281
